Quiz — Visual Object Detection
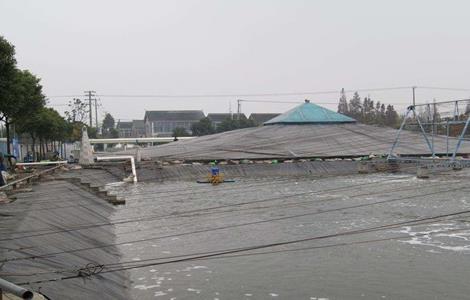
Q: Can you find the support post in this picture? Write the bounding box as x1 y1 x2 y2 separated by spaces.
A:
431 100 436 155
237 99 241 120
412 109 435 157
387 106 412 160
451 116 470 161
95 98 99 133
446 119 450 157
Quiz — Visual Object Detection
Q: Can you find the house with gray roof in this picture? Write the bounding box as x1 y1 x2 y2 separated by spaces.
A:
116 121 133 138
132 120 145 137
144 110 205 137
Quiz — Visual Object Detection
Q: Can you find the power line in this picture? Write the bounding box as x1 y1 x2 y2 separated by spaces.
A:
419 86 470 92
5 172 407 215
2 171 425 240
3 163 454 237
2 181 467 263
45 86 413 99
11 209 470 285
2 175 428 247
6 223 468 279
95 214 470 271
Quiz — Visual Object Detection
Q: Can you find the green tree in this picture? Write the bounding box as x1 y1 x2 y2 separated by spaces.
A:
172 127 189 139
101 113 115 137
65 98 88 123
375 101 385 125
362 96 375 124
216 115 255 133
109 128 119 138
64 98 91 142
385 104 399 127
0 36 18 161
65 122 84 142
102 113 115 130
17 107 67 160
0 36 16 98
191 117 215 136
337 88 348 115
0 69 46 162
348 92 362 120
87 127 98 139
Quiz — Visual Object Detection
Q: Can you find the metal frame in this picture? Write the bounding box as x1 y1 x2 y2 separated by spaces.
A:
388 99 470 161
387 106 435 159
451 116 470 161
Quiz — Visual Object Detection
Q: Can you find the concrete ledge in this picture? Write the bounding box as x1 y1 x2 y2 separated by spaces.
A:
58 177 126 206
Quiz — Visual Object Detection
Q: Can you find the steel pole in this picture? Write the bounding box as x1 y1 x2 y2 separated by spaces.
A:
387 107 412 159
452 116 470 161
413 109 435 157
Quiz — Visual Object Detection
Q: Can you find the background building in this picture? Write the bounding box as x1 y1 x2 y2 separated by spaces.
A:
144 110 205 137
116 121 133 138
207 113 233 128
131 120 145 137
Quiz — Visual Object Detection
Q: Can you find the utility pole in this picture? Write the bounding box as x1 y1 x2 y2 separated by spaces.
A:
432 99 437 156
237 99 241 120
412 86 416 107
84 91 96 127
94 98 99 134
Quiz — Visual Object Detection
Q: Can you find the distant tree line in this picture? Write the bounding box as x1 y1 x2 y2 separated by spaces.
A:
337 88 401 127
189 115 255 136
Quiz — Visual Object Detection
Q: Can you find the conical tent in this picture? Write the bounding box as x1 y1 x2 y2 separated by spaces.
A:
79 127 94 165
264 100 356 125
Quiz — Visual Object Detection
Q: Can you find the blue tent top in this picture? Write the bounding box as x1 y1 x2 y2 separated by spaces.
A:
264 100 356 125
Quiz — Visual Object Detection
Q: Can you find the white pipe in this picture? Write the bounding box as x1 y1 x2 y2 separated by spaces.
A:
96 156 137 183
17 161 68 166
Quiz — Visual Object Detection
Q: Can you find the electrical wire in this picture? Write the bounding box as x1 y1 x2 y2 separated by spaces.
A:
46 86 413 99
10 209 470 285
2 181 467 263
5 222 469 279
0 171 424 239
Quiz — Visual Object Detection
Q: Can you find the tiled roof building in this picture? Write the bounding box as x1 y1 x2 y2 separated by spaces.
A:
144 110 205 137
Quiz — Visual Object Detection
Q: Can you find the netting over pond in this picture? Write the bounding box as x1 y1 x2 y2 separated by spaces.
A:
118 123 470 161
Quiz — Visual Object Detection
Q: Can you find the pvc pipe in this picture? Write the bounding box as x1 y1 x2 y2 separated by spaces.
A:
96 156 137 183
17 161 67 166
0 277 34 299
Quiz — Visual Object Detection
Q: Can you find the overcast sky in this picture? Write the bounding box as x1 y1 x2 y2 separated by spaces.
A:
1 0 470 121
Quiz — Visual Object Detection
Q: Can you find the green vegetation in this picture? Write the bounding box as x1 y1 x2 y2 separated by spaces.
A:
172 127 190 139
190 117 215 136
216 115 255 132
337 88 400 127
0 36 48 162
191 115 256 136
101 113 118 138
